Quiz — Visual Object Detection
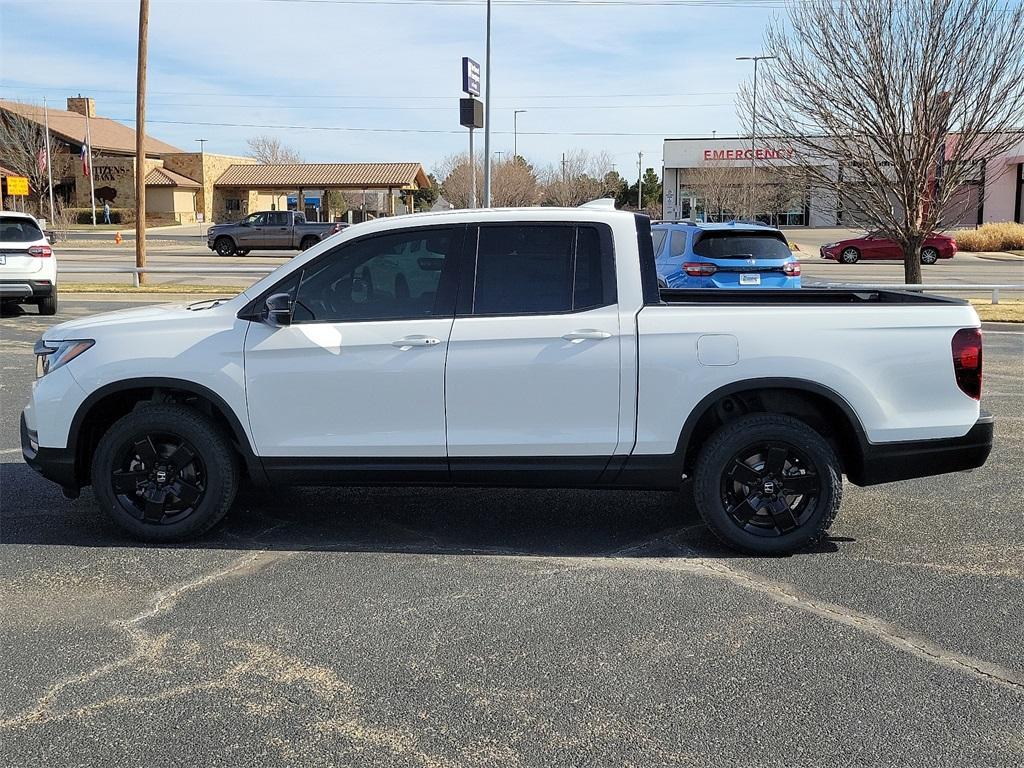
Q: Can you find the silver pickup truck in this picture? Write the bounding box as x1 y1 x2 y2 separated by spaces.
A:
207 211 344 256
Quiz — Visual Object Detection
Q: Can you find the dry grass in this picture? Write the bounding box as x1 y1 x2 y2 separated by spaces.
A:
954 222 1024 252
970 299 1024 322
59 283 246 295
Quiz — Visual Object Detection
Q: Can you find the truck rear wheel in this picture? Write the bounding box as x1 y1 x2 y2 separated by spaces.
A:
215 237 236 257
300 236 318 251
90 404 239 541
692 413 842 554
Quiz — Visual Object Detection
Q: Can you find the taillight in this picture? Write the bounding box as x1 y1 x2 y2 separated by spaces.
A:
28 245 52 258
783 261 801 276
684 262 717 277
952 328 982 400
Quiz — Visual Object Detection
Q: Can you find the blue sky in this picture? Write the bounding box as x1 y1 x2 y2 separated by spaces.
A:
1 0 779 177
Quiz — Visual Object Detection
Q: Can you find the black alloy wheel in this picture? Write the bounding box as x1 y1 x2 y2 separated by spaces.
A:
111 432 207 525
215 237 236 257
91 404 238 541
719 441 820 537
692 412 842 554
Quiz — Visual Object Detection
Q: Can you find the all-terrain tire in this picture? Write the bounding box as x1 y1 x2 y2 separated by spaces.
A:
90 404 239 541
692 413 842 555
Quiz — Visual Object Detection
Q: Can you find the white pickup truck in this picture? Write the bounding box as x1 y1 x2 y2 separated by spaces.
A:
21 204 992 553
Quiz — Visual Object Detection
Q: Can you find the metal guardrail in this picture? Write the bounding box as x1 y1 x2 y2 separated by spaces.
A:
59 265 276 288
56 266 1024 303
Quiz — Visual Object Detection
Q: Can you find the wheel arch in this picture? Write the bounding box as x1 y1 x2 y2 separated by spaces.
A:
68 377 265 487
675 378 869 481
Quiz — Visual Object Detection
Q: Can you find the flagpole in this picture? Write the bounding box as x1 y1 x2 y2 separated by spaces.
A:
84 105 97 226
43 98 56 225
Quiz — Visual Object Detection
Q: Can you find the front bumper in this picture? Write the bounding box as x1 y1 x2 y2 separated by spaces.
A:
21 411 78 492
0 280 54 299
819 247 837 260
850 411 994 486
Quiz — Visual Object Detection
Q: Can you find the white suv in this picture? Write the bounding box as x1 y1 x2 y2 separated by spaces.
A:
0 212 58 315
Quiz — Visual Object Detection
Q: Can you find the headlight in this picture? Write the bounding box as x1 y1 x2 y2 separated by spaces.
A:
34 339 94 379
822 242 838 249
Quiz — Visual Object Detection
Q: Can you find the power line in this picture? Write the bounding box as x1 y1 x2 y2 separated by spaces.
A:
110 117 698 137
0 84 735 100
43 100 734 111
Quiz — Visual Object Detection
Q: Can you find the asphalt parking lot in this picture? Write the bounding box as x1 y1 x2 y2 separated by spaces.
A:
1 298 1022 767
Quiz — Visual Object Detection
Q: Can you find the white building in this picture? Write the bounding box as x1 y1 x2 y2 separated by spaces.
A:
663 136 1024 228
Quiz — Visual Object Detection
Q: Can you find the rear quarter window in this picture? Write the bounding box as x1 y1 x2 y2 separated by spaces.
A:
0 217 43 242
693 232 791 259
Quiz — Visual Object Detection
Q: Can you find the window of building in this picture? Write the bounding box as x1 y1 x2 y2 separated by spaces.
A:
471 224 614 315
225 198 241 212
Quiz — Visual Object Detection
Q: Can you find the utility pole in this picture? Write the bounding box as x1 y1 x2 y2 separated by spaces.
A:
482 0 492 207
84 104 96 226
495 150 504 163
135 0 150 285
513 109 527 159
637 151 643 210
736 54 777 220
43 98 55 225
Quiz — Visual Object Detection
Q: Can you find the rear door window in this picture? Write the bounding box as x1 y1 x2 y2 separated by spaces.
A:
692 232 791 259
651 229 668 257
471 224 615 315
0 217 43 242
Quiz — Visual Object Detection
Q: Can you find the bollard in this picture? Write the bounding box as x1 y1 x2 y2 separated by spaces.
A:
992 288 1000 305
114 231 122 246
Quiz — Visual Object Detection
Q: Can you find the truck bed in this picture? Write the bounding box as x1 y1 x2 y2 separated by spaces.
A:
658 287 965 305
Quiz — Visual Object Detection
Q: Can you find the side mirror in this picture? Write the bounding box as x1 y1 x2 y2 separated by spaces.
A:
265 293 293 326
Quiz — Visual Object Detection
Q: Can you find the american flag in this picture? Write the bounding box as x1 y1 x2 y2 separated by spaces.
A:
81 142 89 176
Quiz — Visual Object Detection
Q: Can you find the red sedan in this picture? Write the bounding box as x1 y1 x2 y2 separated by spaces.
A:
820 232 957 264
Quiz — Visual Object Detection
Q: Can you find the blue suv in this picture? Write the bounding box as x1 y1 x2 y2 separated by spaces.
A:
652 221 801 289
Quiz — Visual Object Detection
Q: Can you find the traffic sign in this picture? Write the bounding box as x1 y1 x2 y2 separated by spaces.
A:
6 176 29 196
462 57 481 97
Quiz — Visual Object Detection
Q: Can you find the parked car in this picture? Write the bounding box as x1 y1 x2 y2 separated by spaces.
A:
820 232 957 264
206 210 345 257
0 212 57 315
23 205 991 554
652 221 801 289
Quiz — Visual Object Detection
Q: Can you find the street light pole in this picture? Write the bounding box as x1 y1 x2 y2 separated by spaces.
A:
482 0 492 207
736 54 777 220
513 109 527 159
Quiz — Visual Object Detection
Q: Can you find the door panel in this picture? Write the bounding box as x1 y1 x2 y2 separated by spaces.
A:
444 222 622 465
245 318 453 456
445 306 622 458
243 225 464 457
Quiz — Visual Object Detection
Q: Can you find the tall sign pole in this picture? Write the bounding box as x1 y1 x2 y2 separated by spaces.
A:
136 0 150 285
736 54 777 219
482 0 492 207
43 98 55 224
637 152 643 210
461 57 483 209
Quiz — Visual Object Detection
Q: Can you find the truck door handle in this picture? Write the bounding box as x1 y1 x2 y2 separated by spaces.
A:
562 330 612 341
392 336 441 348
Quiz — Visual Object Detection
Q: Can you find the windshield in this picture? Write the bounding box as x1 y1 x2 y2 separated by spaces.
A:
692 232 791 260
0 216 43 243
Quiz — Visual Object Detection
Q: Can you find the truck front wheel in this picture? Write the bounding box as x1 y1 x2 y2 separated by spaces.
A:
214 237 236 257
692 413 842 554
90 405 239 541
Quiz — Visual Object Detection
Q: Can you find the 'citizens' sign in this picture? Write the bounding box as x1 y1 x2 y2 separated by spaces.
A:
704 148 794 161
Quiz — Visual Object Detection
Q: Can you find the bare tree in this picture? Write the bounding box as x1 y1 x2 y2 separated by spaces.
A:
686 159 744 221
435 152 480 209
246 135 303 164
541 150 616 207
491 156 541 207
0 103 50 213
744 0 1024 282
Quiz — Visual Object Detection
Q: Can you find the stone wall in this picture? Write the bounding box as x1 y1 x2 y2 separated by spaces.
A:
163 152 255 222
